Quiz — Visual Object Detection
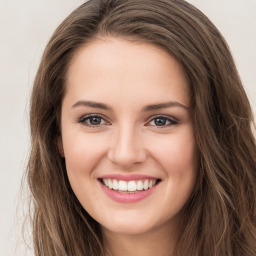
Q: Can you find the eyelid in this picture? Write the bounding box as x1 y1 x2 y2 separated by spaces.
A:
78 114 110 126
146 114 178 127
77 113 177 127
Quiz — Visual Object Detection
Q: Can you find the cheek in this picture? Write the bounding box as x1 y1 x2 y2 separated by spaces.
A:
150 128 198 201
157 132 198 214
151 129 198 173
62 132 109 195
62 133 108 213
63 132 106 170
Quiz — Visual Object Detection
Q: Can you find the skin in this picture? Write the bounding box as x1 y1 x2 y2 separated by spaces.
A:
59 37 199 256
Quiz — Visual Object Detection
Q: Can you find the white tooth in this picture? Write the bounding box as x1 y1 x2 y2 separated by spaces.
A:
112 179 119 190
103 179 108 186
143 180 149 190
136 180 144 191
149 180 153 188
152 179 156 186
128 181 136 192
119 180 127 191
108 179 113 189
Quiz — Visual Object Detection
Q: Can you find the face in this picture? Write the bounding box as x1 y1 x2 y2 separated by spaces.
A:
59 37 198 237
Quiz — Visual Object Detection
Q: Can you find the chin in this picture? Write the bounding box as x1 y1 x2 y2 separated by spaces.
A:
98 210 167 236
103 221 156 236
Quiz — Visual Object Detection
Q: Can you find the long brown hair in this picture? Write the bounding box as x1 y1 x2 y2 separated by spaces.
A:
27 0 256 255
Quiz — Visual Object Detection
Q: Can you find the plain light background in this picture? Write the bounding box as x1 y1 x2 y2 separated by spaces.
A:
0 1 255 255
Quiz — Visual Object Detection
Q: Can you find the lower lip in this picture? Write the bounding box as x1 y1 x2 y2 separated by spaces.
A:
99 181 158 203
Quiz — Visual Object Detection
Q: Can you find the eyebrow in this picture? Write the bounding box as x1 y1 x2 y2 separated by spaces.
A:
72 100 189 111
142 101 189 111
72 100 112 110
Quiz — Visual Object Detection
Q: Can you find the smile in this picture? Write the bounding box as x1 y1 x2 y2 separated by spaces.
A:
98 175 161 203
101 178 159 192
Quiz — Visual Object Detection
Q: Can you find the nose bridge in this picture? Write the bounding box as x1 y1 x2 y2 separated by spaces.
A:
107 122 146 167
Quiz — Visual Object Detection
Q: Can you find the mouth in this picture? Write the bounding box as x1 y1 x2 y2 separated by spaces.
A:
98 178 161 193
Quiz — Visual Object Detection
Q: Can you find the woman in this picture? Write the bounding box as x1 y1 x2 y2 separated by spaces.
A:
27 0 256 255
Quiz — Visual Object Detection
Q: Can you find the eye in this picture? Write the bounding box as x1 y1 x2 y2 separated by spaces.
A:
148 116 177 127
79 115 109 127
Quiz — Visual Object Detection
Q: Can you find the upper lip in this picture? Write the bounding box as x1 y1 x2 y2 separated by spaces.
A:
98 174 160 181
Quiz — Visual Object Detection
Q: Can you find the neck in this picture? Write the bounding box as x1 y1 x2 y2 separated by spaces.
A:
102 219 180 256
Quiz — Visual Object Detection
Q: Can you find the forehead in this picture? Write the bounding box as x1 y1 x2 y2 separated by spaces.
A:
64 37 190 107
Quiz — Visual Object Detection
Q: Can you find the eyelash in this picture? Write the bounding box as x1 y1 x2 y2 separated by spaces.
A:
146 115 178 127
78 114 178 128
78 114 110 127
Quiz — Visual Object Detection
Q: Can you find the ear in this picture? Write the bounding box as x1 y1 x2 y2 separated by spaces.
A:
57 136 65 157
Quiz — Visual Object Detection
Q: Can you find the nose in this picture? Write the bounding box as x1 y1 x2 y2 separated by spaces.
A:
107 125 147 168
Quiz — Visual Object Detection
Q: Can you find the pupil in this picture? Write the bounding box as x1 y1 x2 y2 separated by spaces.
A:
155 117 166 126
90 116 101 125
